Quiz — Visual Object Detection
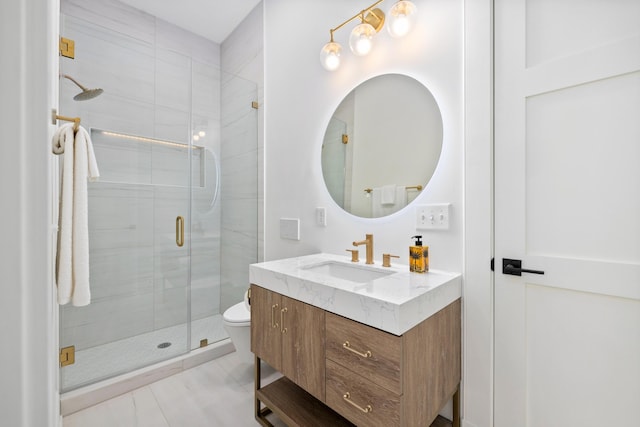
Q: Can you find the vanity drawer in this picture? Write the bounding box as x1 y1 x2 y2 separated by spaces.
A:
326 312 402 395
326 359 401 427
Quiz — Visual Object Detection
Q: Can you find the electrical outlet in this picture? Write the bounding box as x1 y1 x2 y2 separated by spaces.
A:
416 204 450 230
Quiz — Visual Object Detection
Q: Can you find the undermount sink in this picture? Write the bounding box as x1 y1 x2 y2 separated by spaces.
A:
303 261 394 283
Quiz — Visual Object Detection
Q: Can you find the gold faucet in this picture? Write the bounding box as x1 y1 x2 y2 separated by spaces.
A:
382 253 400 267
346 249 359 262
353 234 374 264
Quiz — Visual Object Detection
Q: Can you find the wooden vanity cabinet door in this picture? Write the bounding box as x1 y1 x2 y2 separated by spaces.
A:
280 295 326 402
250 285 282 372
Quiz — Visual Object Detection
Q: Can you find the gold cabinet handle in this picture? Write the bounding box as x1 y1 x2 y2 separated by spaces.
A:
176 216 184 247
343 341 372 358
280 307 288 334
271 304 279 329
343 392 373 413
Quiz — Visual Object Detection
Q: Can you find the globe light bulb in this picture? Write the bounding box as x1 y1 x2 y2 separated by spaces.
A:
387 1 417 38
349 23 376 56
320 41 342 71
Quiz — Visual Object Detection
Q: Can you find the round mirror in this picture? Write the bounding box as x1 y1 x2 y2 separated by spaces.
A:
321 74 443 218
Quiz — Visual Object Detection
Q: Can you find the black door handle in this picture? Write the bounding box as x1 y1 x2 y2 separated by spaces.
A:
502 258 544 276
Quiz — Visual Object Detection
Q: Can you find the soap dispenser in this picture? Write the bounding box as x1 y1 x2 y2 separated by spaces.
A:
409 235 429 273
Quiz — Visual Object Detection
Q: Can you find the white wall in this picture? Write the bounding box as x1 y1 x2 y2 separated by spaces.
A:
0 0 59 425
264 0 464 271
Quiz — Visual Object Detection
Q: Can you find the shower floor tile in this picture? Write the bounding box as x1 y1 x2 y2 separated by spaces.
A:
61 315 227 392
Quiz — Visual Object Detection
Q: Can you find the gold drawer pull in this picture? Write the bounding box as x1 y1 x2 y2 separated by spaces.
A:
343 341 372 358
271 304 279 329
280 307 288 334
343 392 373 413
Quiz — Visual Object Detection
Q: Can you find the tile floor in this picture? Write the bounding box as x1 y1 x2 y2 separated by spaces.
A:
63 351 287 427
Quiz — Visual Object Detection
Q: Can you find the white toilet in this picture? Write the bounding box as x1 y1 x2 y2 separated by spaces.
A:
222 291 252 364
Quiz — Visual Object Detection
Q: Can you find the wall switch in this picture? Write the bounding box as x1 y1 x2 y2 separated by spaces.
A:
416 204 450 230
316 207 327 227
280 218 300 240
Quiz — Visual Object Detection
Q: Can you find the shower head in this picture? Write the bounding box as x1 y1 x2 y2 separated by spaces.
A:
61 74 103 101
74 87 103 101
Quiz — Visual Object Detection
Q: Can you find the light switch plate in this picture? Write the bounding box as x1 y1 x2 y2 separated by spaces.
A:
280 218 300 240
316 207 327 227
416 204 450 230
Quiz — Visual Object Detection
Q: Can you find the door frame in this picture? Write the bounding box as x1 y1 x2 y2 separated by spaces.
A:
463 1 495 426
1 0 61 426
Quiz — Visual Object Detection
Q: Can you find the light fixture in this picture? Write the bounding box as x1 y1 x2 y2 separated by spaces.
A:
387 0 417 37
320 0 417 71
349 22 377 56
320 41 342 71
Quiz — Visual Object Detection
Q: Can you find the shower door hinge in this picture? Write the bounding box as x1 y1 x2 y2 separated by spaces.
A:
60 345 75 367
59 37 75 59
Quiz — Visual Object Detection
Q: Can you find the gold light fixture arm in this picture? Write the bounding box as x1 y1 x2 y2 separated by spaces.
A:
328 0 386 38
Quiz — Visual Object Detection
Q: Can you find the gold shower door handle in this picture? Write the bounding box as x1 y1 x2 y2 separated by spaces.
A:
176 216 184 247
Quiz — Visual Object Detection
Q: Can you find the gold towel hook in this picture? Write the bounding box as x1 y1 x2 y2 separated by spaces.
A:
51 108 81 132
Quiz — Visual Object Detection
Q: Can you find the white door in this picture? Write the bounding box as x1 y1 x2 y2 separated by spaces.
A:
494 1 640 426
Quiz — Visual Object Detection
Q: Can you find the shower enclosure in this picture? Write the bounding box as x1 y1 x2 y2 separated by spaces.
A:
58 2 258 392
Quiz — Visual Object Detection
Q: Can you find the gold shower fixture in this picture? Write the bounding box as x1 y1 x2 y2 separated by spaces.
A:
320 0 418 71
61 74 103 101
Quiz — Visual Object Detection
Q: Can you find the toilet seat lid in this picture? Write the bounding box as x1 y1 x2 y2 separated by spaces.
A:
223 301 250 324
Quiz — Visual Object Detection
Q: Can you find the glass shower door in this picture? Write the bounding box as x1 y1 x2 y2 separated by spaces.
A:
59 128 194 392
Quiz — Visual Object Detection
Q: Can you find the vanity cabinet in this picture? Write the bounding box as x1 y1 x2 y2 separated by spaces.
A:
250 284 326 402
251 283 461 427
325 302 461 426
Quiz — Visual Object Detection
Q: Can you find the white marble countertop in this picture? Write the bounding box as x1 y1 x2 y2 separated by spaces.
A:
249 253 461 335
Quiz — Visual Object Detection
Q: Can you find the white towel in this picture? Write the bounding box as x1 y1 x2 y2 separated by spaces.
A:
380 185 396 205
395 185 407 208
55 125 100 306
52 124 71 154
55 124 75 304
372 186 407 216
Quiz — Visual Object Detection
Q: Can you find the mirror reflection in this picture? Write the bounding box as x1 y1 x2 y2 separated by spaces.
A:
321 74 443 218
